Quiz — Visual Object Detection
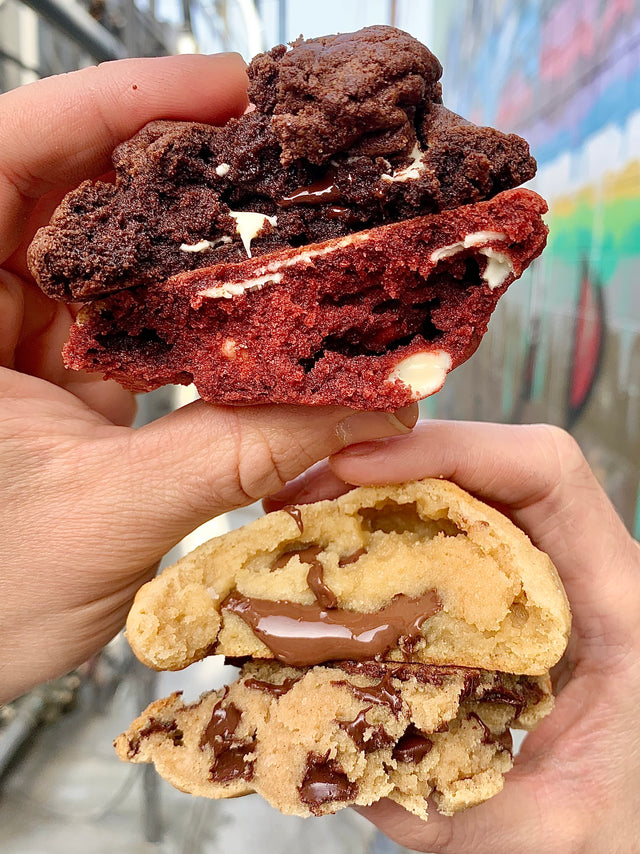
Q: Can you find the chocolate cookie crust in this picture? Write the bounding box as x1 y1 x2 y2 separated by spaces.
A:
28 26 536 302
250 25 443 165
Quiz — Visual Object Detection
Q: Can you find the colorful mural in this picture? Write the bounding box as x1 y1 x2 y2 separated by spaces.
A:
428 0 640 536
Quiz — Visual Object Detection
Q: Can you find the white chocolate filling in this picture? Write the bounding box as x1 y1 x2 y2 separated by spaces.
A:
215 163 231 177
199 231 372 300
229 211 278 258
430 232 513 290
202 272 284 299
381 143 424 183
387 350 452 399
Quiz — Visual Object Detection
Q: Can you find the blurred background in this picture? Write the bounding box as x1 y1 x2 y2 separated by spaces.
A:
1 1 639 852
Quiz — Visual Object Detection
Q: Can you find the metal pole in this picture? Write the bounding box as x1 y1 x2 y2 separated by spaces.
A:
20 0 128 62
0 694 47 778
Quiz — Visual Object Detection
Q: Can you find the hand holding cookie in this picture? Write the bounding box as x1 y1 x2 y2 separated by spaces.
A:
0 56 417 704
270 421 640 853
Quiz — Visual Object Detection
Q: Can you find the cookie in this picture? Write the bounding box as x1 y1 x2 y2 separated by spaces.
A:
27 26 542 408
28 27 536 303
125 479 571 675
115 660 553 818
61 188 547 409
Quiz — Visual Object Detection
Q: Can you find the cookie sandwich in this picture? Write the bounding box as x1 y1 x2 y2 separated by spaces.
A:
28 26 547 409
116 479 570 819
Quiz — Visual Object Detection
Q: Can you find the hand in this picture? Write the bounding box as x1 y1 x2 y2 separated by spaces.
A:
267 421 640 854
0 57 418 704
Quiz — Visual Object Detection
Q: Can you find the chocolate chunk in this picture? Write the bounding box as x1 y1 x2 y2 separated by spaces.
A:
200 692 255 783
128 717 184 757
298 752 358 814
270 543 311 571
200 693 242 752
269 545 338 609
335 660 448 687
392 724 433 763
209 742 255 783
466 711 493 744
478 680 543 719
279 172 343 206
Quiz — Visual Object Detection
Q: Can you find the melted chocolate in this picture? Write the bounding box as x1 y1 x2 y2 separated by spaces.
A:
337 547 367 567
467 712 513 755
478 683 540 719
279 173 342 207
467 711 493 744
337 708 393 752
302 546 338 609
244 676 299 697
392 724 433 763
270 545 338 609
298 752 358 815
337 660 447 687
332 671 403 714
221 590 441 667
282 505 304 532
129 717 183 756
271 544 311 571
326 206 359 224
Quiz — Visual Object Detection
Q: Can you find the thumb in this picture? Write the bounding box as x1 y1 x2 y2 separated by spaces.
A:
104 400 418 553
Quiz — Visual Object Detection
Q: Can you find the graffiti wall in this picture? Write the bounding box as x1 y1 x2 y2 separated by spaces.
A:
427 0 640 536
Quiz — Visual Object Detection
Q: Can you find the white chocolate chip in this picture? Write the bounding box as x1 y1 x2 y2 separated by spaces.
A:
480 248 514 290
430 231 507 263
228 211 278 258
215 163 231 177
381 143 424 183
221 338 239 358
180 236 232 253
387 350 452 399
430 232 513 290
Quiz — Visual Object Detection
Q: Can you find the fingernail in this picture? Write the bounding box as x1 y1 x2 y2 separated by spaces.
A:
336 440 383 457
394 403 419 429
337 411 413 446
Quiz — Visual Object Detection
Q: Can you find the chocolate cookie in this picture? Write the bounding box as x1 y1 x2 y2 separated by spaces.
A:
28 27 536 303
125 479 571 676
115 660 553 818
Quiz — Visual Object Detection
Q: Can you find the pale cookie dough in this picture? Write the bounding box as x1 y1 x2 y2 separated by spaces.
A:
126 479 571 675
115 660 553 819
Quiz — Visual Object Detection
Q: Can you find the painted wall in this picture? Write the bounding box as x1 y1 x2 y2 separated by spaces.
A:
428 0 640 536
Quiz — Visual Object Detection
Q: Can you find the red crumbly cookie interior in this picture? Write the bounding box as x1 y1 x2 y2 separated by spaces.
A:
64 189 547 410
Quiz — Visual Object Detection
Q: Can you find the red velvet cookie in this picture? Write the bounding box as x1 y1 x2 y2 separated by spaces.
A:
64 188 547 409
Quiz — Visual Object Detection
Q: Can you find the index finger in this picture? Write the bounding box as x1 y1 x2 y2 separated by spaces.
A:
0 52 248 262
